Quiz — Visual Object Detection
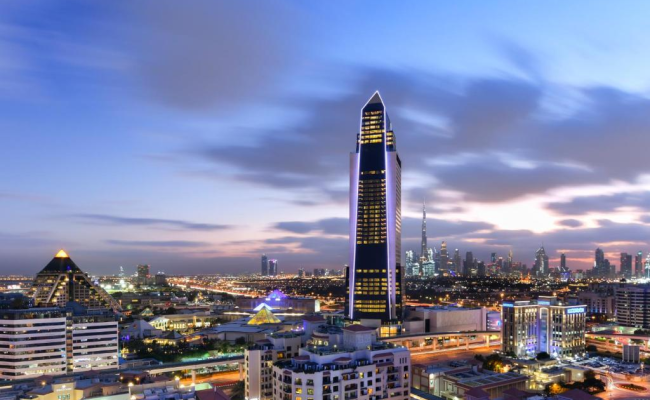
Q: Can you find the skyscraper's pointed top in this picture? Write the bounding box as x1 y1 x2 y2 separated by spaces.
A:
55 249 69 258
367 91 383 105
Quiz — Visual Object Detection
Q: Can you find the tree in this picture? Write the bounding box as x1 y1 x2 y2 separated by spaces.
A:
9 297 28 309
235 337 247 346
483 353 504 372
586 345 597 352
545 383 568 396
230 381 245 400
536 351 551 360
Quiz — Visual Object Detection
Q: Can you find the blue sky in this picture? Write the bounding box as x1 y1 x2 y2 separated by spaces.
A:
3 1 650 275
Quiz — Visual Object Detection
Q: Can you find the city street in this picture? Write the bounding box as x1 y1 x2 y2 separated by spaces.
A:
411 345 499 365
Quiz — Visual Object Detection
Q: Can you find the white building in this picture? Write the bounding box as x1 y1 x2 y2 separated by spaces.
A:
615 284 650 328
404 306 488 334
271 325 410 400
71 311 120 372
245 332 304 400
502 297 586 360
0 306 118 380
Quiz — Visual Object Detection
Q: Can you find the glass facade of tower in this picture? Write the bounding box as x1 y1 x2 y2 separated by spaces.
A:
348 92 402 323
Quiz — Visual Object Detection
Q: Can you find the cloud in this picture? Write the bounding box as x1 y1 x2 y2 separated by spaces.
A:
274 218 347 235
128 1 304 111
106 240 210 248
558 219 583 228
74 214 231 231
548 192 650 216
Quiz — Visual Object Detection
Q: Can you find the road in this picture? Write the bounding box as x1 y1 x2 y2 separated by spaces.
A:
181 370 242 386
411 345 499 365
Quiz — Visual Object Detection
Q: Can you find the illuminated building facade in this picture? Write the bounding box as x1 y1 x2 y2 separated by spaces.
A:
420 201 428 263
261 254 269 276
269 259 278 276
501 297 586 360
615 284 650 328
29 250 121 312
347 92 403 324
0 306 118 380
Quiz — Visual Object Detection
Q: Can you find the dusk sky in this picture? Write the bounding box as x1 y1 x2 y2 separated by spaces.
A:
3 1 650 275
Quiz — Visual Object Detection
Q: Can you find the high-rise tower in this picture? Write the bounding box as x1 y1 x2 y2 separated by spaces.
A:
261 254 268 276
535 246 549 276
348 92 402 323
420 200 427 263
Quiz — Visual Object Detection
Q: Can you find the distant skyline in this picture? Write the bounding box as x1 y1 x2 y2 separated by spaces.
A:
3 2 650 275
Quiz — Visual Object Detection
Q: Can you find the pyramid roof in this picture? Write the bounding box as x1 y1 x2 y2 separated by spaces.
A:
247 307 281 325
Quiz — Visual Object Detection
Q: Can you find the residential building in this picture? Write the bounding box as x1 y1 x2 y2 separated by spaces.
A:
271 325 410 400
245 332 304 400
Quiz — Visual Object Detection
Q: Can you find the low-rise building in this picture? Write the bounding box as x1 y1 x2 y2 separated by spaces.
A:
412 360 529 400
236 289 319 314
405 306 488 334
149 311 215 333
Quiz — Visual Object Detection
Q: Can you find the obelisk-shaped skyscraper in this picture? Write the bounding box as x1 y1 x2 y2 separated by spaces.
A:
347 92 403 324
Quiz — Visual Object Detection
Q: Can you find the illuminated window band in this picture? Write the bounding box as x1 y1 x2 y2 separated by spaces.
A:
538 301 551 305
502 303 514 307
567 307 585 314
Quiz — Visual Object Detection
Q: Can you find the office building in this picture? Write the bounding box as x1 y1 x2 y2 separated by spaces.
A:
560 253 566 270
29 250 121 312
534 246 549 276
477 261 486 277
137 264 150 281
501 297 586 359
593 248 612 278
620 253 633 279
420 200 428 263
576 291 615 316
463 252 474 276
269 259 278 276
453 249 461 274
0 305 118 380
154 272 167 286
347 92 403 325
615 284 650 328
262 254 269 276
271 325 410 400
635 251 644 278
